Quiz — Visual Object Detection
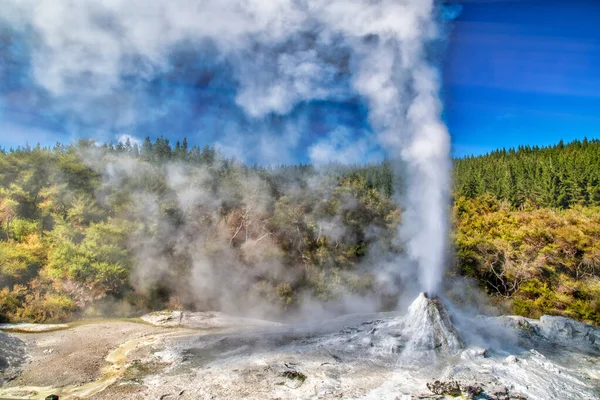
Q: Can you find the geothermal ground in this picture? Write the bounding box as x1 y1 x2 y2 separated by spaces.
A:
1 295 599 400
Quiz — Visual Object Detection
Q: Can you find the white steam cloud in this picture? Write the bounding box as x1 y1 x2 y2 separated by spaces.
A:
117 134 141 146
1 0 451 295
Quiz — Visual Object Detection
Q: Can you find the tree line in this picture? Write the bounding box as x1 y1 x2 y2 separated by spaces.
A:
454 138 600 209
0 138 397 322
0 137 599 324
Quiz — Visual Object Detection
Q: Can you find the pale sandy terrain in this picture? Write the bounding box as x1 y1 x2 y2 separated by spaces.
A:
0 320 183 399
0 313 277 400
6 321 165 387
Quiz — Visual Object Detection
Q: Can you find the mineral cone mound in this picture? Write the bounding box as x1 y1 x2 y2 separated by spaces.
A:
347 292 464 363
401 292 463 355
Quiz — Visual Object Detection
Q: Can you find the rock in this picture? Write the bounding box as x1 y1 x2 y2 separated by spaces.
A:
461 383 483 398
141 311 185 327
489 385 510 399
269 362 307 389
426 380 461 396
461 347 488 360
496 316 540 337
538 316 600 353
481 385 528 400
505 355 518 364
509 393 529 400
496 314 600 355
426 380 486 399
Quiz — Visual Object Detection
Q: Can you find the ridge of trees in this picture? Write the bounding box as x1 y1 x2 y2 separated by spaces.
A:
454 138 600 209
0 138 397 322
0 136 599 324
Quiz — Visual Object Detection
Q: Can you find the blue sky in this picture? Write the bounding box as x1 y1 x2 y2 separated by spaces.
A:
0 1 598 160
444 0 600 157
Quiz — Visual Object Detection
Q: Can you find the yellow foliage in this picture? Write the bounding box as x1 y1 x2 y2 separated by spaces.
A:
454 196 600 324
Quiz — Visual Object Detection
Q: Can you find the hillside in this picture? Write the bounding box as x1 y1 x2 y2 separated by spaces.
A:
455 139 600 209
1 138 599 324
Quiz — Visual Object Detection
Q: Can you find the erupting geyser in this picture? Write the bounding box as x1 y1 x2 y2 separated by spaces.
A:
0 0 454 303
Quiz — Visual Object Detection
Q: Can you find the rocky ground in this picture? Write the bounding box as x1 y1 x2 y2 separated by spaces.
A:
0 330 25 385
1 295 599 399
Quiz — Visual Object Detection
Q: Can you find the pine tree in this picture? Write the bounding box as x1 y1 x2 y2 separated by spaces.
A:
141 137 153 160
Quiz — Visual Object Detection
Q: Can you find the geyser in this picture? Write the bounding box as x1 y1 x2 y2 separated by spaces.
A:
1 0 453 302
322 292 463 363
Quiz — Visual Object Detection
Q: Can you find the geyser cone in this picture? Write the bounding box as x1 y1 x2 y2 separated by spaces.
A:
402 292 463 356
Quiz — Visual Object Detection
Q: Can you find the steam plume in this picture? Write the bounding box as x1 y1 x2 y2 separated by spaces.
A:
1 1 452 297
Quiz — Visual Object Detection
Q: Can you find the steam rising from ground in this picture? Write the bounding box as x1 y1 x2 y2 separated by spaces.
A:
2 1 452 301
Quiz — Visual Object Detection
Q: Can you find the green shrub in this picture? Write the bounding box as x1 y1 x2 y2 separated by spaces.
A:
17 292 77 323
10 218 41 242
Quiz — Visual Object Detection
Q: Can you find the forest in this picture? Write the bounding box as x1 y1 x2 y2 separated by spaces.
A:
1 137 599 325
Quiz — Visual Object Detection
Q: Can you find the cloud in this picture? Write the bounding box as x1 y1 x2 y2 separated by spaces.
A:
309 127 381 165
1 0 454 297
117 134 142 146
